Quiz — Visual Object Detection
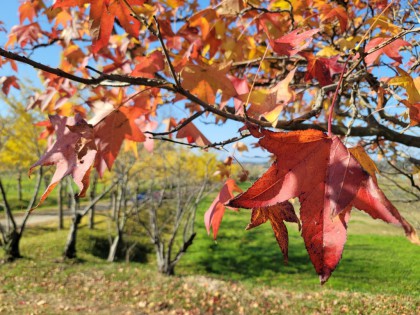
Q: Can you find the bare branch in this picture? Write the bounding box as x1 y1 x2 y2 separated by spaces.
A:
0 47 172 89
146 111 205 137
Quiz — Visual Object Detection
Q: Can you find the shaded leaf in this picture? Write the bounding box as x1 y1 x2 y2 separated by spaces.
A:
301 53 344 86
246 201 300 263
94 105 146 176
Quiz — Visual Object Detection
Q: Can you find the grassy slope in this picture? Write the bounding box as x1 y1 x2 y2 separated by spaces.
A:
0 177 419 314
180 198 420 296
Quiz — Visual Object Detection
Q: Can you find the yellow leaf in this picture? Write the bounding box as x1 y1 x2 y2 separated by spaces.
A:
246 69 296 124
349 146 380 182
132 3 156 16
365 16 401 35
316 46 340 57
164 0 185 9
240 89 271 105
269 0 292 11
337 36 362 51
388 68 420 103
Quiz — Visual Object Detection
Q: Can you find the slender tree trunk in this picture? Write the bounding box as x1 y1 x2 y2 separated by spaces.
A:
0 178 17 232
62 181 117 259
108 180 125 262
57 181 64 230
111 191 117 220
17 172 23 202
0 177 20 260
63 213 82 259
43 174 50 193
89 174 98 229
64 180 79 259
155 242 168 274
107 231 123 262
0 168 42 261
4 230 21 261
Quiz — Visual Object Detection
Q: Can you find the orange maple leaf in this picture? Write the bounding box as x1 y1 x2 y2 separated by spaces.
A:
181 62 236 104
53 0 144 53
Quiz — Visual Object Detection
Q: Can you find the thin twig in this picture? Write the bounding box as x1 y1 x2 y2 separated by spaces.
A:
153 16 181 87
146 111 205 136
328 59 350 136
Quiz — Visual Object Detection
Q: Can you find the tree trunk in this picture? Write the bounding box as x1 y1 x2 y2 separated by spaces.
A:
17 172 23 202
159 261 175 276
63 213 82 259
155 243 167 274
3 230 21 261
107 231 123 262
111 191 117 220
89 174 98 229
0 168 43 261
57 181 64 230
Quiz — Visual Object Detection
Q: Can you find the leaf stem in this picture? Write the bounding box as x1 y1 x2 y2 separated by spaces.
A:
327 59 349 137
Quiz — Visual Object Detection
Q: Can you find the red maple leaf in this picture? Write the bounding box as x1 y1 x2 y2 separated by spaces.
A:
271 28 319 57
1 76 20 95
204 178 242 239
94 105 146 176
29 114 97 208
176 120 211 147
220 75 250 115
246 201 301 263
131 51 165 78
228 127 418 283
364 37 411 66
301 52 344 86
404 101 420 126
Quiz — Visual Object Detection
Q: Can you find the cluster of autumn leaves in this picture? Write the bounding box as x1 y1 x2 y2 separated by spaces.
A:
1 0 419 283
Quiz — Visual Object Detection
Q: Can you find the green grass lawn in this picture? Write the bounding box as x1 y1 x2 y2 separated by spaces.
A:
0 183 419 314
179 197 420 297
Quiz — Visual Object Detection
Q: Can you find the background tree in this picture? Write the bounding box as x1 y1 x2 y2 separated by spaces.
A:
0 96 45 203
0 0 419 281
62 179 116 259
134 143 216 275
0 98 44 260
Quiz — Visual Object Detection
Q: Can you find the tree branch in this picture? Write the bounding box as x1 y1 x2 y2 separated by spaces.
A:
146 111 205 137
0 47 172 89
1 48 419 148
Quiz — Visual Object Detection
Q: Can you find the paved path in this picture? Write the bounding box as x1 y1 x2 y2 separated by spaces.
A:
0 203 110 227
